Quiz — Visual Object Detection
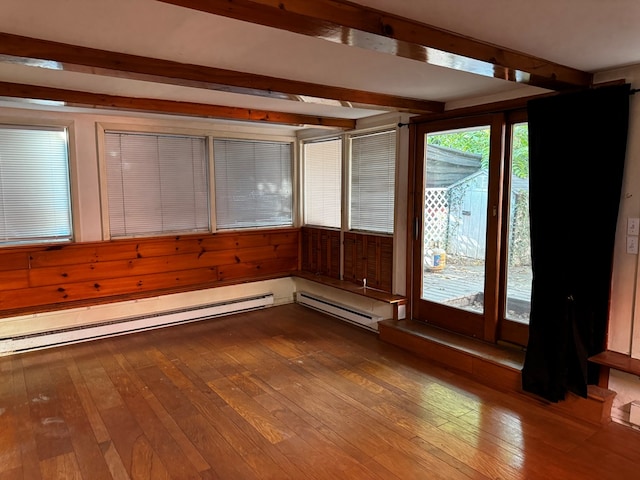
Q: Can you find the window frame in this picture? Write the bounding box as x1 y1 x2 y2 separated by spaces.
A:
347 127 398 236
98 123 297 240
300 125 399 235
409 110 531 346
301 136 343 229
98 124 213 240
0 119 76 246
213 137 295 231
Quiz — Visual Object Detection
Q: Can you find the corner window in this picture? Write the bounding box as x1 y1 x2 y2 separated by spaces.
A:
214 139 293 229
0 125 72 245
303 138 342 228
350 130 396 234
104 131 209 238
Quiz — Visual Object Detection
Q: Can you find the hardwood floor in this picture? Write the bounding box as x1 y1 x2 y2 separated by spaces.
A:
1 304 639 479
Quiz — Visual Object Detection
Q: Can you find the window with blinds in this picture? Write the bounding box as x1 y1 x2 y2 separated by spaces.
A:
303 138 342 228
104 131 209 238
350 129 396 234
214 139 293 229
0 125 72 245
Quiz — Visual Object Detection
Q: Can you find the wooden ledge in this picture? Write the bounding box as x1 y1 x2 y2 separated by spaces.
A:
589 350 640 375
379 318 525 370
378 319 524 392
292 271 406 321
292 271 405 304
589 350 640 388
380 319 616 425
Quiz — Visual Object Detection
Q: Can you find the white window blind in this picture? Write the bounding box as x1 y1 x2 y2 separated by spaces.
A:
0 125 72 245
350 129 396 234
303 138 342 228
105 132 209 238
214 139 292 229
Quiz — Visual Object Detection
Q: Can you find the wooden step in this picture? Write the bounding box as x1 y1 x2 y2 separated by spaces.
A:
378 319 615 425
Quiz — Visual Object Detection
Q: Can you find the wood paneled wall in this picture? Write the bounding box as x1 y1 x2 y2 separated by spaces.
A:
344 232 393 292
300 227 394 293
0 228 298 317
300 227 341 279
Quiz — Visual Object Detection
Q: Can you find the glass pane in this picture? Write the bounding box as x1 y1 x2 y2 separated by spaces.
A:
304 138 342 228
105 132 209 238
214 139 292 229
350 130 396 234
422 126 490 313
505 123 532 323
0 126 72 245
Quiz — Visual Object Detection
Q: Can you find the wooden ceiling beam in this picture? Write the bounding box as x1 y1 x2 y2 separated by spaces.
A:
158 0 593 90
0 82 356 128
0 32 443 114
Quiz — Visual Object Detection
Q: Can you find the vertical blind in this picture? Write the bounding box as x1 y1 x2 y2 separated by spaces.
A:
0 125 72 244
105 132 209 237
350 130 396 234
303 138 342 228
214 139 292 229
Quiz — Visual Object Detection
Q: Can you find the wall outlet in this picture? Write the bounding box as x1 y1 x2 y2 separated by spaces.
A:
629 217 640 236
627 236 639 255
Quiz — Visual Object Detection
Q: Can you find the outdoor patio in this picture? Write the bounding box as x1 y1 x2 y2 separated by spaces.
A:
423 259 532 322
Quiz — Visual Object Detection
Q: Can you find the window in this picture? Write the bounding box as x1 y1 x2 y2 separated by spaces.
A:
350 130 396 234
0 125 72 245
505 122 531 325
214 139 292 229
104 131 209 238
303 138 342 228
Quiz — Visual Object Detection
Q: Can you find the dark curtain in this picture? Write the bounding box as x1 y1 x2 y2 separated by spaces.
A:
522 84 630 402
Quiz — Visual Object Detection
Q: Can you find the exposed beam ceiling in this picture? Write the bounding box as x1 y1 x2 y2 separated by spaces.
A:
158 0 593 91
0 82 356 128
0 32 443 114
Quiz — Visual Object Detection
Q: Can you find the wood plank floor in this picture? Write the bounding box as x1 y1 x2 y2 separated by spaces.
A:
1 304 639 479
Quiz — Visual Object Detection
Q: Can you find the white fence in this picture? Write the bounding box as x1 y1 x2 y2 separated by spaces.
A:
424 172 530 263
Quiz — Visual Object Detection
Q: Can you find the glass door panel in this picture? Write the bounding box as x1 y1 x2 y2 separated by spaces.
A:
505 122 532 324
422 126 490 314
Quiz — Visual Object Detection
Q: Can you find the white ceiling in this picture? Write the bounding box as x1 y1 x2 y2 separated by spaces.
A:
0 0 638 125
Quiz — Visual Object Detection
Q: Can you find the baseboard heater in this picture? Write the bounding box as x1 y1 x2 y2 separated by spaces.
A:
296 291 382 331
0 293 274 355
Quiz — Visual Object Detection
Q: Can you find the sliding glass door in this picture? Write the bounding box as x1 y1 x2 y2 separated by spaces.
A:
412 112 531 345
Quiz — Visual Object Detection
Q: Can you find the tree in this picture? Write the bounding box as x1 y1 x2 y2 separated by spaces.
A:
511 123 529 179
427 124 529 178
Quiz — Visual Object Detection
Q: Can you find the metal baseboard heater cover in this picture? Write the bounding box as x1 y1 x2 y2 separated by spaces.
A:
296 291 382 331
0 293 274 355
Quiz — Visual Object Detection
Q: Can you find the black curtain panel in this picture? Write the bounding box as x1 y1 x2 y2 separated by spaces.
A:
522 84 630 402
